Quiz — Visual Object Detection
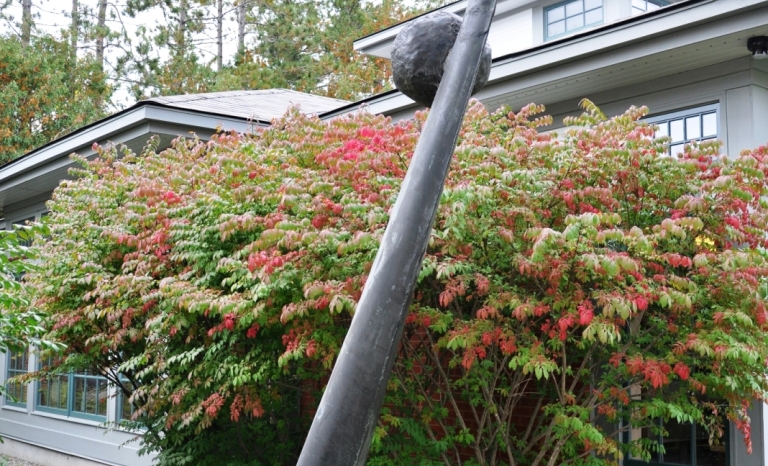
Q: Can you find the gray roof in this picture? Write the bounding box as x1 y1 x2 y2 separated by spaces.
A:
144 89 349 122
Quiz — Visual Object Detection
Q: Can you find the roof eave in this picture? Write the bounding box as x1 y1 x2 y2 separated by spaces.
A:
0 102 259 188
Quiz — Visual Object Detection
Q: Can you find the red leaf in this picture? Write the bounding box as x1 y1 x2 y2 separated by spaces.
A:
673 362 690 381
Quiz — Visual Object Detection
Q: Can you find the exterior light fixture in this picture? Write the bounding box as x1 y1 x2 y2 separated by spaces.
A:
747 36 768 60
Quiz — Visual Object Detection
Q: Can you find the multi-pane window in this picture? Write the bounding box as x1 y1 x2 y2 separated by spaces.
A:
625 419 727 466
545 0 603 40
37 370 70 411
37 359 109 421
5 349 29 407
72 371 109 418
645 104 718 156
632 0 666 15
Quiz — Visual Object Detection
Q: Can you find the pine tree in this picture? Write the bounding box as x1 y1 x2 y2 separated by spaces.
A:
124 0 215 98
0 34 110 162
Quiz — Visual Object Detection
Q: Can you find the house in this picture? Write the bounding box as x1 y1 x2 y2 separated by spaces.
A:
3 0 768 464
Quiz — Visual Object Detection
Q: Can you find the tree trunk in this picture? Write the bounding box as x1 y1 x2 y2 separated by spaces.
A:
216 0 223 70
21 0 32 47
70 0 79 56
237 0 246 58
177 0 187 56
96 0 107 70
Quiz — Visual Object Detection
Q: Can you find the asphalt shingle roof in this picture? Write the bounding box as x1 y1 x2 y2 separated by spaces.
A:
144 89 350 122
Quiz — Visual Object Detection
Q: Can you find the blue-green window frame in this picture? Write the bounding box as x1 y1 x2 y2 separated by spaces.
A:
545 0 604 41
36 360 109 422
5 348 29 408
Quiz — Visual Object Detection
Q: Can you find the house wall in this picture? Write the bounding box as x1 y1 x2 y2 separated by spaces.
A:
527 57 768 157
487 9 534 57
487 0 673 50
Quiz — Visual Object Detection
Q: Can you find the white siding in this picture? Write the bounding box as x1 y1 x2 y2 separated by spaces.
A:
487 9 534 58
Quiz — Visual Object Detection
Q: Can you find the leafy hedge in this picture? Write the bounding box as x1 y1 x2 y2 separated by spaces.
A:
30 101 768 466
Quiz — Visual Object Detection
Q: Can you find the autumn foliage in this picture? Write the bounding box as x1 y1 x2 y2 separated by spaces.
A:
30 101 768 465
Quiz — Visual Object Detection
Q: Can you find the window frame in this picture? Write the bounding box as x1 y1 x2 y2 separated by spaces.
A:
36 359 110 422
4 348 30 408
645 103 719 156
545 0 604 41
623 418 729 466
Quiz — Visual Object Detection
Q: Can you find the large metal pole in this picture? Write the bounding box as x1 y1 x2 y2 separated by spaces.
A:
296 1 497 464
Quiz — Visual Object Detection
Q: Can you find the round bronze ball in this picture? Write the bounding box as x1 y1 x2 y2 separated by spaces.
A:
391 10 492 108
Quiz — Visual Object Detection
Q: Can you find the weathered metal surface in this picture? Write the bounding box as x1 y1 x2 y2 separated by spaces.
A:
391 10 492 107
295 1 496 464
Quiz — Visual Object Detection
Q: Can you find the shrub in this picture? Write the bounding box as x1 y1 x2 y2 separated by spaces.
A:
30 101 768 466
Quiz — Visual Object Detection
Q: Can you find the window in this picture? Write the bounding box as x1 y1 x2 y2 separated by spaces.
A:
37 359 109 421
116 377 137 422
5 349 29 407
632 0 667 15
645 104 719 156
625 419 727 466
545 0 603 40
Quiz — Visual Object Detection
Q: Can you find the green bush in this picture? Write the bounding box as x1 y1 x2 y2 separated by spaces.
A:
31 101 768 465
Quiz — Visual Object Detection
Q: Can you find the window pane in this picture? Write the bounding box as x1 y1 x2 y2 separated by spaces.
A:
630 425 661 461
670 119 684 142
75 377 85 413
122 392 133 420
548 20 566 37
60 376 69 409
662 420 692 464
655 122 668 139
696 424 726 466
85 378 97 414
38 379 49 406
38 374 68 410
584 8 602 25
548 5 565 22
566 14 584 31
584 0 601 10
686 116 701 139
702 112 717 137
671 144 685 156
632 0 647 9
566 1 583 16
647 2 660 11
97 380 108 415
